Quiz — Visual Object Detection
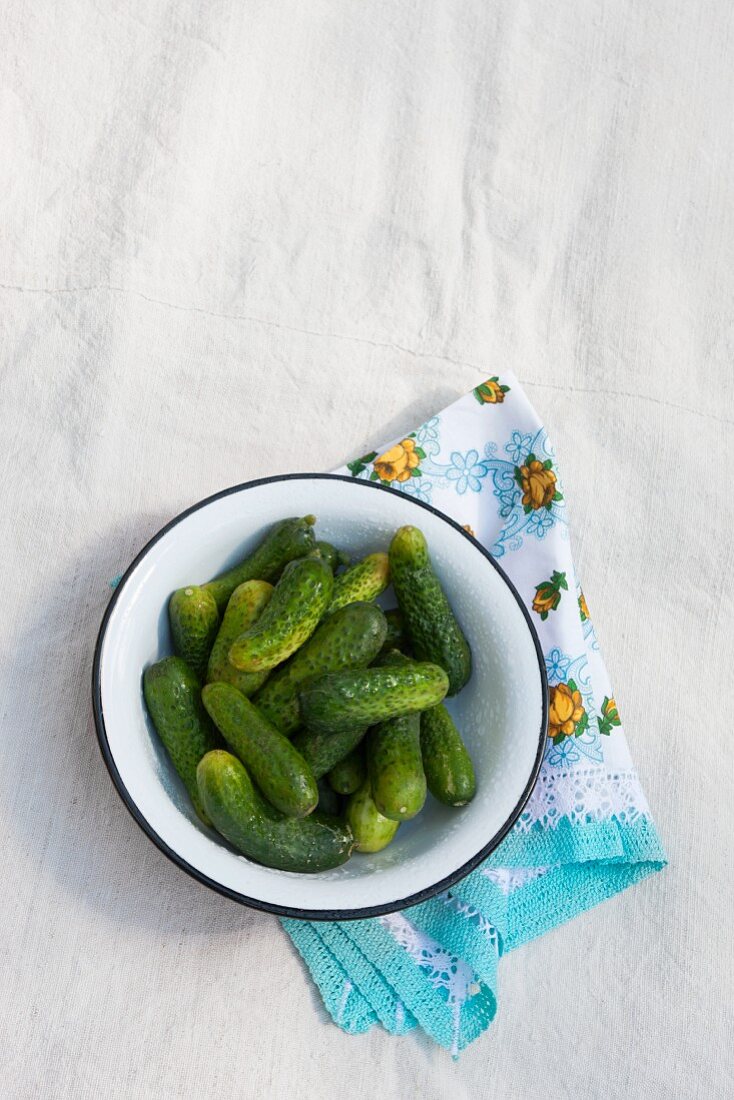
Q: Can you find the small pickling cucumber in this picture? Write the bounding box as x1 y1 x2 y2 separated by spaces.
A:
202 683 318 818
389 525 472 695
253 601 387 735
206 580 273 696
420 704 476 807
298 662 449 735
229 556 334 673
290 723 368 780
380 608 408 655
326 552 390 614
328 745 365 795
367 712 426 821
378 647 411 668
345 780 400 853
197 751 354 873
204 515 317 612
314 541 350 571
143 657 219 825
168 586 219 680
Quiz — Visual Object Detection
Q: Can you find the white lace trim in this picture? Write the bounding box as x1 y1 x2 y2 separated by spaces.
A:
515 767 649 832
379 902 498 1054
439 894 500 942
480 865 556 894
379 910 480 1004
379 913 472 1001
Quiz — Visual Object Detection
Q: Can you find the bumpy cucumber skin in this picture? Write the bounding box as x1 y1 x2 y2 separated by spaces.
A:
326 553 390 614
389 526 472 695
196 751 354 872
204 516 317 612
420 704 477 806
291 724 368 780
229 556 334 673
143 657 219 825
328 745 366 795
253 602 387 735
380 609 407 655
201 683 318 818
378 648 411 668
346 781 400 853
169 586 220 680
206 580 273 696
367 713 426 821
315 541 350 571
298 662 449 734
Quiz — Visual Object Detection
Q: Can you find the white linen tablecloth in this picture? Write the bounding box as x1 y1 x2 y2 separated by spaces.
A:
1 2 732 1096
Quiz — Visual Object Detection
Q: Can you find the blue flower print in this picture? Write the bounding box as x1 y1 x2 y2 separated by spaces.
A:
505 431 534 464
496 485 520 518
416 416 440 447
526 509 554 538
547 737 581 767
400 478 432 504
446 450 487 495
545 647 571 682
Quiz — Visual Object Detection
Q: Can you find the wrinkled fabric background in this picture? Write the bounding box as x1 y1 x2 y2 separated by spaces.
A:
2 2 733 1097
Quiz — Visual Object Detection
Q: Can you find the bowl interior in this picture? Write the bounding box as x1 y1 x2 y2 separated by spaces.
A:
96 475 544 916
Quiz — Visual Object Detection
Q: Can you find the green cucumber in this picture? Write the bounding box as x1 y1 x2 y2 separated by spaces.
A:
328 745 366 795
229 556 334 673
142 657 219 825
298 662 449 734
204 515 317 612
326 552 390 613
253 602 387 734
197 751 354 872
420 704 476 806
345 781 399 853
202 683 318 818
389 525 472 695
378 647 411 668
168 586 219 680
206 580 273 696
367 712 426 821
290 723 368 780
315 541 350 571
380 608 408 655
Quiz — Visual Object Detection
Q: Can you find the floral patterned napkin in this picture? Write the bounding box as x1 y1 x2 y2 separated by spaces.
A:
283 370 665 1054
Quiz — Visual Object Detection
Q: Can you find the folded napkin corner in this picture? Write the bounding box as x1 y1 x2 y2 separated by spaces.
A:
283 371 665 1053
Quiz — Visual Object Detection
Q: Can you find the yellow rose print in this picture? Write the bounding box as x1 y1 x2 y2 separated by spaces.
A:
373 442 409 483
548 682 586 740
520 459 557 510
533 589 557 616
513 452 562 513
371 436 425 484
473 376 510 405
532 571 568 620
578 590 590 622
599 695 621 737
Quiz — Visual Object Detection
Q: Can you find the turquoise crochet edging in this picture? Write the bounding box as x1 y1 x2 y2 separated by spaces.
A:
282 814 666 1053
485 811 666 869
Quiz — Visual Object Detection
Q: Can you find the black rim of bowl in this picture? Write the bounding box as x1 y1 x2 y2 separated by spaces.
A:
92 472 548 921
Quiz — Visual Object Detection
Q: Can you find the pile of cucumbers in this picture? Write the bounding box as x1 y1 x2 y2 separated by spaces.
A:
143 515 476 873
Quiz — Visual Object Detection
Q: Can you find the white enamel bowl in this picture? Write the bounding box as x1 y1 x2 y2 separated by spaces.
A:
93 474 547 919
